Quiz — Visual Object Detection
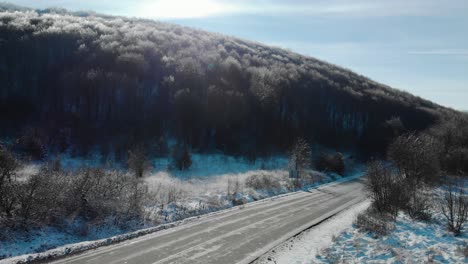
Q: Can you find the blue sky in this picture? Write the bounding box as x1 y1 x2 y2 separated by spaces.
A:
8 0 468 110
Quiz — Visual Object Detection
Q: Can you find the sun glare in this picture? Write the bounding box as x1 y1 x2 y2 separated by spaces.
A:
137 0 238 19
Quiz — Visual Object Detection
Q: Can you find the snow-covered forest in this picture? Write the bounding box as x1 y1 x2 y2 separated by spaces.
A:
0 7 452 159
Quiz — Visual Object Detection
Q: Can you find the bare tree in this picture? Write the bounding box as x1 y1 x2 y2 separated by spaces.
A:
0 144 19 218
440 181 468 235
289 138 311 188
127 145 150 178
387 133 443 219
387 133 442 184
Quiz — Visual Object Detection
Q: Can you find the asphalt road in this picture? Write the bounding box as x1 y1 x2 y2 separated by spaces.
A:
51 179 366 264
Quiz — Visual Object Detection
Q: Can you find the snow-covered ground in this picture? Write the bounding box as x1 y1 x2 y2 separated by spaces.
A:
1 153 358 260
258 190 467 264
151 154 289 178
256 200 371 264
316 211 467 263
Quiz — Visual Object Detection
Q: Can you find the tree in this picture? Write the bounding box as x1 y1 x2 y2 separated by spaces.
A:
127 145 149 178
387 133 442 184
288 138 311 182
0 144 19 218
387 133 442 220
171 144 192 171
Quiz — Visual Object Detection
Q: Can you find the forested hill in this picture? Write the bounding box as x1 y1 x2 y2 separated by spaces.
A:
0 6 452 159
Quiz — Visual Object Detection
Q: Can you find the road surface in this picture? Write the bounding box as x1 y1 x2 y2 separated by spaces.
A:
52 179 365 264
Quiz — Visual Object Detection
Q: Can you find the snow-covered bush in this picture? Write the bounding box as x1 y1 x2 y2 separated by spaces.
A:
245 173 281 191
1 166 148 233
355 207 395 237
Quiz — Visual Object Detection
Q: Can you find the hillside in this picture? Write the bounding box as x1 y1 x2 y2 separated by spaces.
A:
0 5 451 159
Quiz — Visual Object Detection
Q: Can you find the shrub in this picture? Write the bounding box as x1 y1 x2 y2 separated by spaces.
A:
407 194 432 221
439 180 468 235
355 207 395 237
227 177 241 201
364 161 405 217
1 165 148 231
245 173 281 191
315 152 345 175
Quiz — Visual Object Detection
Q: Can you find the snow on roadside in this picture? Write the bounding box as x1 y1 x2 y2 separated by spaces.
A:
255 200 371 264
316 209 467 263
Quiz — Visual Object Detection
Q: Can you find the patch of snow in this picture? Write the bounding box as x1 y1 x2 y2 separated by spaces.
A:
151 154 288 178
315 210 467 264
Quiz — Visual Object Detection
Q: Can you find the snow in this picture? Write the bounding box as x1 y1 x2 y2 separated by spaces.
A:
255 200 371 264
151 154 288 178
52 153 288 177
315 211 467 263
0 224 124 260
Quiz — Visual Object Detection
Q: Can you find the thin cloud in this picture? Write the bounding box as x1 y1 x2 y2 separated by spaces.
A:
408 49 468 55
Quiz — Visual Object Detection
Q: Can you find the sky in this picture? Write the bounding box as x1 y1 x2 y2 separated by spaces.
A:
7 0 468 110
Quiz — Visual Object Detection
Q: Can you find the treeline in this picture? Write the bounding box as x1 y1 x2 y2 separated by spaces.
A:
0 7 452 160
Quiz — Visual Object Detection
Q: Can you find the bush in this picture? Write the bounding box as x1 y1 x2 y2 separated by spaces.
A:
355 207 395 237
364 161 405 217
405 190 432 221
439 180 468 235
227 177 241 201
245 173 281 191
1 166 148 231
315 152 345 175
